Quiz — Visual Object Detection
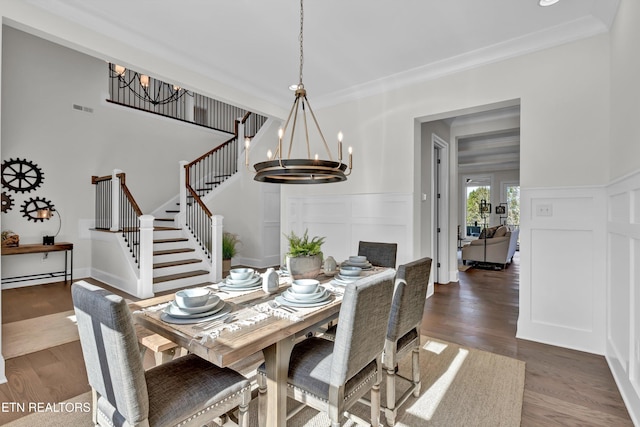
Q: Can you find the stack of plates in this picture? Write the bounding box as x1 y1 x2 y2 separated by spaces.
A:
331 274 361 287
342 255 373 270
275 286 332 308
219 272 262 292
161 295 232 324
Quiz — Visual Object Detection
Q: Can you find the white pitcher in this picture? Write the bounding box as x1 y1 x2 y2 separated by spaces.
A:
262 268 279 293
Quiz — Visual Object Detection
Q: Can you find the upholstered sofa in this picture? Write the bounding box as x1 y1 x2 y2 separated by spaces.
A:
461 225 519 268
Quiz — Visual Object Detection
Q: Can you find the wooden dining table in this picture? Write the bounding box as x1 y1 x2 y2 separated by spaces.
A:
132 267 390 427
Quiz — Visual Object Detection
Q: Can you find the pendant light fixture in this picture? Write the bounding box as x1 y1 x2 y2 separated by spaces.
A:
246 0 352 184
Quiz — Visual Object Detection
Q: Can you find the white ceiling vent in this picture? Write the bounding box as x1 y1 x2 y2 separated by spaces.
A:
72 104 93 113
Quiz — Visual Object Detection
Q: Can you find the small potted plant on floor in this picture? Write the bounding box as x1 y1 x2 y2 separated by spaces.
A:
222 232 239 274
284 229 325 279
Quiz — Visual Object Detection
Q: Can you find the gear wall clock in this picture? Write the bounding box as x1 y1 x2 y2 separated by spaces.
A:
1 158 44 193
20 196 54 222
1 192 14 213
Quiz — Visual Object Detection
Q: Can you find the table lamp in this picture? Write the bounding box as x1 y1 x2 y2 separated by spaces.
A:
37 207 62 245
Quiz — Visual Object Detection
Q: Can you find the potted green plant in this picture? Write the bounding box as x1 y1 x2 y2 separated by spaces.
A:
284 229 325 279
222 232 239 274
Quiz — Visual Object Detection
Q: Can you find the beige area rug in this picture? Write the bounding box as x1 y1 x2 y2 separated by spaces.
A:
4 337 524 427
2 310 79 359
458 264 472 272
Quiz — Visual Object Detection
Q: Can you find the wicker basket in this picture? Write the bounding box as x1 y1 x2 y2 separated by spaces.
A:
1 233 19 247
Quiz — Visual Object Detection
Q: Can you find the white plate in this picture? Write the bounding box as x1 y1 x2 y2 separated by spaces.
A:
282 288 328 303
275 295 333 308
161 304 232 324
173 295 221 313
343 261 373 269
219 283 262 292
164 299 226 319
224 274 261 286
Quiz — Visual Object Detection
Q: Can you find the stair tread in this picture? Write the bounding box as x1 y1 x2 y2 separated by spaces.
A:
153 248 195 256
154 237 189 244
153 270 210 284
154 226 181 231
155 218 175 222
154 258 202 269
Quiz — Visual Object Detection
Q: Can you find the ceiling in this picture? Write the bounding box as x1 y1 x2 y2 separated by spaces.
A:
18 1 619 175
23 0 620 109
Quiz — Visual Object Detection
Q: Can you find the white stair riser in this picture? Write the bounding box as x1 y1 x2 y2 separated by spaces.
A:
153 252 197 264
154 274 211 293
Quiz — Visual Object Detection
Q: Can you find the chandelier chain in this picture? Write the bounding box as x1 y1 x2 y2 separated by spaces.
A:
299 0 304 86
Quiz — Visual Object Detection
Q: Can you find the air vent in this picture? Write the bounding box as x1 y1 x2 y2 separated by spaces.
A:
72 104 93 113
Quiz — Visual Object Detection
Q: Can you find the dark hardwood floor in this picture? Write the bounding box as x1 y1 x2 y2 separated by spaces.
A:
422 254 633 426
0 255 633 425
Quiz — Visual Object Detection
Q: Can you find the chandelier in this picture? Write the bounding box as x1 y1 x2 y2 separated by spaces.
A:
245 0 352 184
109 63 192 106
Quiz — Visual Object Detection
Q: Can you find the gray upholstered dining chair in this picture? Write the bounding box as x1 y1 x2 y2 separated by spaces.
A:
72 280 252 427
358 241 398 268
383 257 432 426
256 269 396 427
320 257 432 426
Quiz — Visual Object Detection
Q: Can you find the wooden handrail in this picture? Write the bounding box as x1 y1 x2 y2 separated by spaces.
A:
91 175 112 184
187 134 237 168
121 182 143 217
185 172 213 217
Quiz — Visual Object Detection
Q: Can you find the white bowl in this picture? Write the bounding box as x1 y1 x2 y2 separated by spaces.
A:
340 266 362 277
291 279 319 294
229 268 254 281
349 255 367 264
175 288 211 308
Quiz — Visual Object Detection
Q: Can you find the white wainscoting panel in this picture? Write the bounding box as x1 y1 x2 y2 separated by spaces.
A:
285 193 413 267
518 187 606 354
531 229 595 331
606 171 640 424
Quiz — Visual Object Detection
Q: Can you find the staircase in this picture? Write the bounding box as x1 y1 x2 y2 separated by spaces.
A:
92 112 268 297
151 223 212 292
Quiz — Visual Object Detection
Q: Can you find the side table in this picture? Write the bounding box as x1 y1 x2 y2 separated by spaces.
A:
1 242 74 285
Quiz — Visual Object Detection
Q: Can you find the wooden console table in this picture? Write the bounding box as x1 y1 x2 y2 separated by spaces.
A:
1 242 73 285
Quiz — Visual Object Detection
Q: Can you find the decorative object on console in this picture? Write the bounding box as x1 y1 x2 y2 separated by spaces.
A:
36 207 62 245
1 230 19 247
284 229 325 279
245 0 353 184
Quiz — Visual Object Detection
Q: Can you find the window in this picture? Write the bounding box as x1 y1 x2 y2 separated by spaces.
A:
506 185 520 226
465 177 491 236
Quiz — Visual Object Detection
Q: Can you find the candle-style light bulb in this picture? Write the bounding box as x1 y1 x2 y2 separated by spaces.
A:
314 153 319 161
267 149 273 160
244 138 250 166
348 146 353 169
278 128 283 158
338 131 343 161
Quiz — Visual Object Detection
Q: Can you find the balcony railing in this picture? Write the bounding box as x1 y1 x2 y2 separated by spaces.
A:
107 63 267 135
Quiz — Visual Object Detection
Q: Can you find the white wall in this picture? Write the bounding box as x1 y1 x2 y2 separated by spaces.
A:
606 172 640 424
280 34 611 356
206 119 282 268
606 0 640 423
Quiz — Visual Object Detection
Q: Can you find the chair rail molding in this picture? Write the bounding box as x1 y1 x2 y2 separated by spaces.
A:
285 193 413 269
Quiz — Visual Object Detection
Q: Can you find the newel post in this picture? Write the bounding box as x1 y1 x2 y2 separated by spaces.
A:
111 169 122 232
138 214 155 298
178 161 188 227
211 215 224 282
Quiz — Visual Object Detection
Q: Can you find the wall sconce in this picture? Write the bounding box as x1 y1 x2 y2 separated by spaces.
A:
37 207 62 245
